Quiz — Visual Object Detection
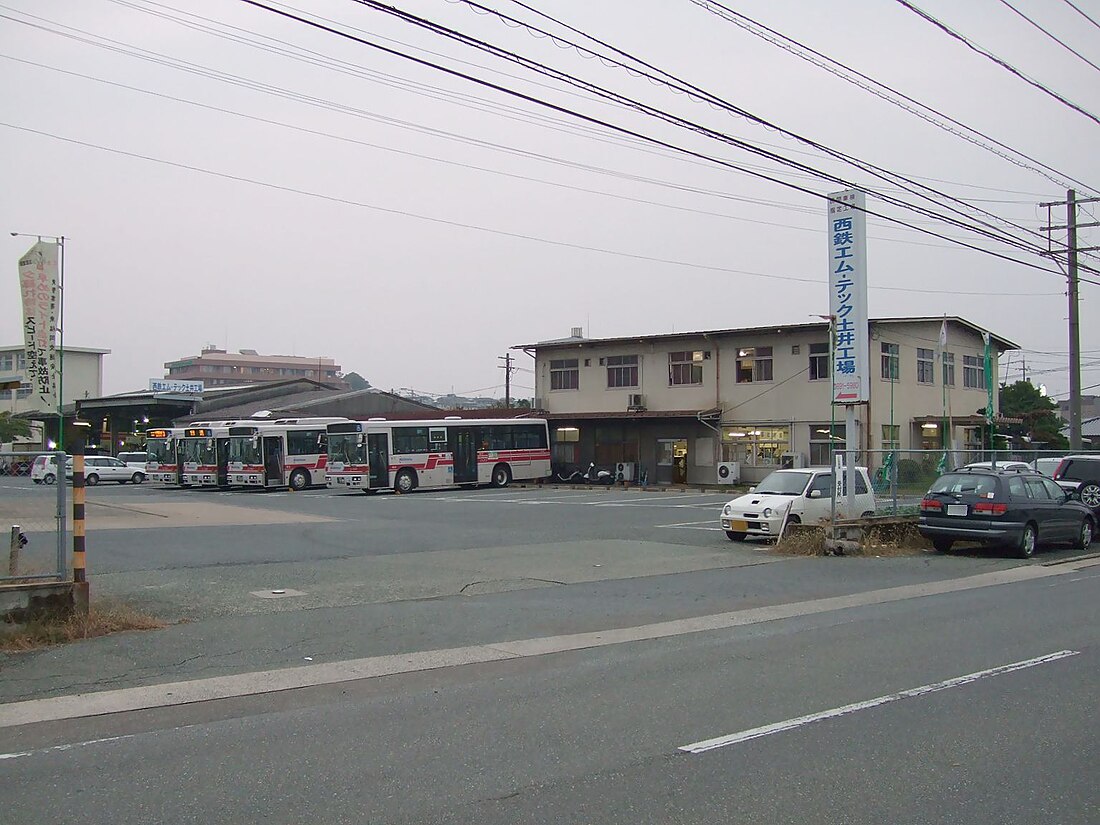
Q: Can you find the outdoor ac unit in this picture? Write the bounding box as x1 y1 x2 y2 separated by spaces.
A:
616 461 636 481
627 393 646 410
780 452 806 469
716 462 740 484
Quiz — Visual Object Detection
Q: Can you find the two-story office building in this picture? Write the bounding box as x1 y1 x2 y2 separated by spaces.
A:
515 317 1017 484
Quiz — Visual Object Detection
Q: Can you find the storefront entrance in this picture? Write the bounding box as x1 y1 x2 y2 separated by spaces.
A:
656 438 688 484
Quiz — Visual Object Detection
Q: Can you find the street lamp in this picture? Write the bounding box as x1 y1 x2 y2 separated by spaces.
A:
11 231 65 451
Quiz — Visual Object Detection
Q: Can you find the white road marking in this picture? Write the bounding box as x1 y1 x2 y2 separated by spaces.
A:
678 649 1080 754
654 520 725 531
0 733 138 761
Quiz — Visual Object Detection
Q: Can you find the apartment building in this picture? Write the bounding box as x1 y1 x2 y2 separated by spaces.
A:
164 346 348 390
515 317 1017 484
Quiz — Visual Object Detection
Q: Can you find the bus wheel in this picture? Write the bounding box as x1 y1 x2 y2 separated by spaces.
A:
289 469 310 491
395 469 416 494
491 464 511 488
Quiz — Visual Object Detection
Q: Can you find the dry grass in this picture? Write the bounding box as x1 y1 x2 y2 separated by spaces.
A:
771 520 931 557
1 599 166 653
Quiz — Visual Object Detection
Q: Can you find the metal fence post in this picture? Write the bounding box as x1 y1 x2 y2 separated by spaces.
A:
55 449 67 578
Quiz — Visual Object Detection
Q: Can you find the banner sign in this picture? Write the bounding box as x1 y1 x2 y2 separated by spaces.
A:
827 190 870 404
149 378 204 394
17 241 60 409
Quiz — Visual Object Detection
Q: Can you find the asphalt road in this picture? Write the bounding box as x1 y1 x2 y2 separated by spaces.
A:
2 559 1097 824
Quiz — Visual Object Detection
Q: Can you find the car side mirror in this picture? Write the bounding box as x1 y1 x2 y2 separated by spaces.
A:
748 486 756 492
808 489 822 499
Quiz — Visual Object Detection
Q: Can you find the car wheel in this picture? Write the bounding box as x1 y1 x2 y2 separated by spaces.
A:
132 472 145 484
86 473 100 486
1076 518 1094 551
394 469 416 494
491 463 511 488
725 531 747 542
1079 482 1100 510
787 514 801 525
289 469 310 491
1014 522 1037 559
932 538 953 553
43 473 55 485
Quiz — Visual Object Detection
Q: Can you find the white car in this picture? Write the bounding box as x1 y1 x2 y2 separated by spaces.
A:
719 467 877 542
117 452 152 476
65 455 146 485
30 454 70 484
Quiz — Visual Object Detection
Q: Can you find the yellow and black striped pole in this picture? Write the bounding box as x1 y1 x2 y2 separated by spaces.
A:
72 422 90 613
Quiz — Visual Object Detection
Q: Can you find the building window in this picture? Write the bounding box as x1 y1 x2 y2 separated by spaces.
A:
882 424 900 451
735 347 773 383
668 351 706 386
15 353 26 370
963 355 985 389
0 353 12 372
809 423 845 466
722 424 789 466
604 354 639 388
916 348 935 384
553 426 580 465
881 342 899 381
550 359 579 391
808 342 829 381
942 352 955 386
16 383 31 399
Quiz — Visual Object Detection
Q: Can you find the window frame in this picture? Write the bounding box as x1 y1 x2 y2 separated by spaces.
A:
963 355 985 389
604 354 639 389
549 358 579 391
808 342 829 381
942 351 956 387
668 351 704 386
881 342 899 382
916 348 935 385
735 346 773 384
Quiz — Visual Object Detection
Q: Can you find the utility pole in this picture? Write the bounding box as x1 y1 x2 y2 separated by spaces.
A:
498 353 514 408
1040 190 1100 451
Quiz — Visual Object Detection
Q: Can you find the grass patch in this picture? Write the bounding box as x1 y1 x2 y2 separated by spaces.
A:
772 524 828 556
1 599 166 653
771 519 931 557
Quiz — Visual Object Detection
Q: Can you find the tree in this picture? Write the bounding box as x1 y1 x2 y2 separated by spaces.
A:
344 371 371 391
0 411 31 443
998 381 1068 449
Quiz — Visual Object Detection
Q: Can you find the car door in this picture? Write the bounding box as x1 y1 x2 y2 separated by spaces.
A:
804 472 833 522
1041 476 1079 540
1023 477 1060 542
107 458 129 481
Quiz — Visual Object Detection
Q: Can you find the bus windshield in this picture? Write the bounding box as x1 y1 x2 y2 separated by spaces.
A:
181 438 216 465
329 433 366 464
147 438 175 464
228 436 263 465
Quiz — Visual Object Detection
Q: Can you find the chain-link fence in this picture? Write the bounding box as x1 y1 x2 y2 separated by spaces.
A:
854 447 1100 516
0 450 68 582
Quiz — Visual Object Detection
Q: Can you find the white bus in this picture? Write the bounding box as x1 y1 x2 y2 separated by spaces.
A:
227 418 347 490
326 417 552 493
145 427 185 485
178 422 239 488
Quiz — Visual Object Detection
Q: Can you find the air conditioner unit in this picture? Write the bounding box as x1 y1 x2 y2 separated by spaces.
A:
627 393 646 410
716 461 740 484
780 452 805 469
616 461 636 482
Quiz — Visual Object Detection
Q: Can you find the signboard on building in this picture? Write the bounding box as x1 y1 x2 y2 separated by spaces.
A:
827 189 869 404
17 241 60 410
149 378 204 394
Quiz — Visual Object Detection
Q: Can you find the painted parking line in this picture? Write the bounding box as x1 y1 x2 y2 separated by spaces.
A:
678 649 1080 754
655 520 725 531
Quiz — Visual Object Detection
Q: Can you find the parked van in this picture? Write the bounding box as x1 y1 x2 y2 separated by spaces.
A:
30 454 69 485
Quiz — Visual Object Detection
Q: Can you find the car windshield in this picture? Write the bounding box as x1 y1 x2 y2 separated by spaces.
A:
754 471 810 495
929 473 997 496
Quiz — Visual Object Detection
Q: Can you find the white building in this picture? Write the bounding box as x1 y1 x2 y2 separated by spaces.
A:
515 317 1017 484
1 344 110 445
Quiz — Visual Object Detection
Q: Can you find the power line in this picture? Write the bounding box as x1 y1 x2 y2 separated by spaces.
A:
1060 0 1100 31
995 0 1100 74
0 121 1067 296
441 0 1057 255
893 0 1100 127
681 0 1096 195
268 0 1075 269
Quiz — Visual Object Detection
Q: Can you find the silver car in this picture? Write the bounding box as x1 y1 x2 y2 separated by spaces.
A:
65 455 146 485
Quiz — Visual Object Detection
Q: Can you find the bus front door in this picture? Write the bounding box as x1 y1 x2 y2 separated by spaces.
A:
452 427 478 484
367 433 389 490
216 438 230 487
263 437 283 487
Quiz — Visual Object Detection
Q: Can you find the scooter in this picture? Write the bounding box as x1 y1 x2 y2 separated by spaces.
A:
554 462 614 484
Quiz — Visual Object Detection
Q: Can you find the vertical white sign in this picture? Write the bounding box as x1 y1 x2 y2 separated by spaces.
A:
827 190 869 404
17 241 60 409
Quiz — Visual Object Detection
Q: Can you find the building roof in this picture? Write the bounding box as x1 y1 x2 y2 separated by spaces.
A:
513 316 1019 353
0 344 111 354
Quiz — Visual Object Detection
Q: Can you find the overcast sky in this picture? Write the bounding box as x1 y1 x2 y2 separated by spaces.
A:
2 0 1098 402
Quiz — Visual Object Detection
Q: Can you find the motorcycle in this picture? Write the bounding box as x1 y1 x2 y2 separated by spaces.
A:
554 462 615 485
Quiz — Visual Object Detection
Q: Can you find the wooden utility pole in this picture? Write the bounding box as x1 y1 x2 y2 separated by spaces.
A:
1041 190 1100 450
